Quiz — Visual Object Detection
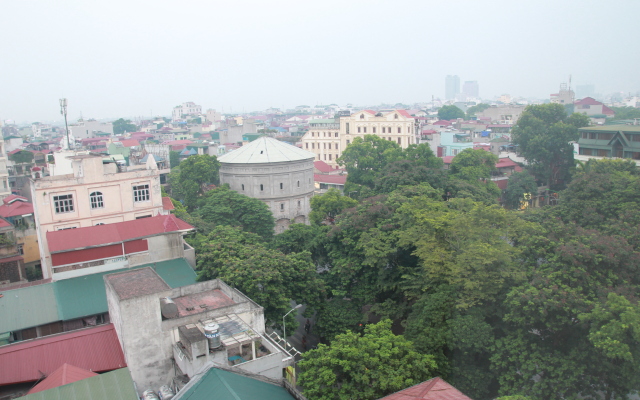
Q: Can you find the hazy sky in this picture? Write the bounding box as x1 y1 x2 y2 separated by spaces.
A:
1 0 638 123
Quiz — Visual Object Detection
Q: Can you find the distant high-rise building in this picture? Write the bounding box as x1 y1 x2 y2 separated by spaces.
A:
462 81 479 98
445 75 460 100
576 84 595 100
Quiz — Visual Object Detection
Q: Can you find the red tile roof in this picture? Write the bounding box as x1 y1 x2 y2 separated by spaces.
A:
495 157 519 169
378 377 472 400
442 156 455 164
397 110 413 118
314 174 347 185
575 97 602 105
28 363 98 394
0 196 33 218
0 324 126 386
314 161 334 173
46 214 194 253
602 105 615 115
162 196 175 211
116 139 140 147
432 120 453 126
0 218 12 228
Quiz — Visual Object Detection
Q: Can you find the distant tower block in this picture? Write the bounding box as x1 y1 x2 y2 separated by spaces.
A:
218 137 315 233
445 75 460 100
463 81 479 98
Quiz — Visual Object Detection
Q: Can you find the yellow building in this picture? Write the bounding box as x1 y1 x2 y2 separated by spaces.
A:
299 110 417 168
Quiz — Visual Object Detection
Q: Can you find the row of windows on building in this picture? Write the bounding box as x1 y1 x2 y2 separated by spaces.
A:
353 126 410 134
317 154 336 161
310 131 339 138
240 180 310 192
580 132 640 142
579 148 640 160
305 142 339 150
53 184 150 214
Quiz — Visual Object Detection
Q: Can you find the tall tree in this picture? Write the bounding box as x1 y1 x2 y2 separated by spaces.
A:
438 105 465 120
196 185 275 240
511 104 589 195
112 118 138 135
298 320 436 400
197 225 326 324
309 188 358 225
169 154 220 210
502 171 538 209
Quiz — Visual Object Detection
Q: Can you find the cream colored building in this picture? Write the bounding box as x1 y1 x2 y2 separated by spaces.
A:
30 153 171 279
299 119 341 168
299 110 417 168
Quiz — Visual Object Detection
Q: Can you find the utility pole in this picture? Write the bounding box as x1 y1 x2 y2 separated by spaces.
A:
59 98 72 149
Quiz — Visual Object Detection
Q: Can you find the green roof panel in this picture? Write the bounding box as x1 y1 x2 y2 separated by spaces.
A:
177 368 294 400
17 367 137 400
0 284 59 334
55 258 197 321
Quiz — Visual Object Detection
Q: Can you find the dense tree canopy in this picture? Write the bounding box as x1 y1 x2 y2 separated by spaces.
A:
196 225 325 324
309 188 358 225
298 320 436 400
168 154 220 210
437 105 465 120
511 104 589 191
503 171 538 209
466 103 491 118
112 118 138 135
195 185 275 240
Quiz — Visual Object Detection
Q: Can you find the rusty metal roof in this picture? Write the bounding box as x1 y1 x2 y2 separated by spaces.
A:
0 324 126 386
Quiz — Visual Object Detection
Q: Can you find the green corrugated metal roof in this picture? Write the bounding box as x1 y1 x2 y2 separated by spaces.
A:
0 284 59 334
153 258 198 288
579 124 640 132
55 258 197 321
16 367 137 400
177 368 294 400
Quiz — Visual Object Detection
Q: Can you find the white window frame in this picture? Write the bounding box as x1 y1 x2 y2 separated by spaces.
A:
53 194 74 214
133 184 150 202
90 191 104 209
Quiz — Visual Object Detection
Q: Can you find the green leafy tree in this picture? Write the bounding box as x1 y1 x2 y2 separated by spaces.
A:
112 118 138 135
610 106 640 120
511 104 589 194
466 103 491 119
197 226 326 324
437 105 465 120
313 298 365 343
196 185 274 240
310 188 358 225
169 154 220 210
449 148 498 181
298 320 436 400
169 151 181 168
338 135 403 198
9 150 34 164
503 171 538 209
492 219 640 399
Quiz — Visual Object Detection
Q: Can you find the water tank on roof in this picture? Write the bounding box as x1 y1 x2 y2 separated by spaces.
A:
158 385 175 400
204 323 221 350
142 390 160 400
160 297 178 319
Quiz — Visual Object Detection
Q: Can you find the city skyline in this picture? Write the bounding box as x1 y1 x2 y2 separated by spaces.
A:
1 0 639 122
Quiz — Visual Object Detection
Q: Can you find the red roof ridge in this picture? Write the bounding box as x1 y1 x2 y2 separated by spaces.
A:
28 363 98 394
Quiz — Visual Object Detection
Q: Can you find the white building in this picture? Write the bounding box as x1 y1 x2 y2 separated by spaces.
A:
68 119 114 139
173 102 202 122
218 137 315 232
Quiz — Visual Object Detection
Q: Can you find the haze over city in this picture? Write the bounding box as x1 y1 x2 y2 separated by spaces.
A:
1 0 638 122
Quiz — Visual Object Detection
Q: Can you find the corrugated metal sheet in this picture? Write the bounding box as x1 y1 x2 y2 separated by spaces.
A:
0 324 126 386
0 284 60 334
55 258 197 321
123 239 148 254
378 377 472 400
47 215 194 253
175 367 294 400
28 363 98 394
16 367 137 400
51 244 122 267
